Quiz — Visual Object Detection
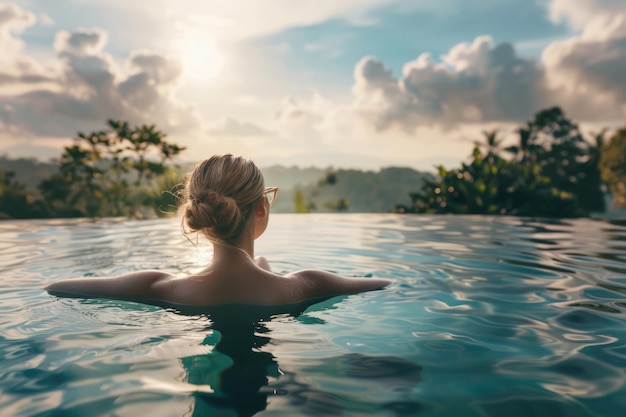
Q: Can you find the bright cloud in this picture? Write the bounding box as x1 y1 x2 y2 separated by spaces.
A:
365 37 545 130
101 0 393 41
0 1 34 56
547 0 626 29
0 3 53 87
277 36 551 138
0 3 201 141
208 118 270 137
542 0 626 122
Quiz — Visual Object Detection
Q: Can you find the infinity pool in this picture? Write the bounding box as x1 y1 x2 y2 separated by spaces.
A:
1 214 626 416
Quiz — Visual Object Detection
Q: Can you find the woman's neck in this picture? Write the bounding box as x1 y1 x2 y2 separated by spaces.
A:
209 216 257 265
212 239 254 263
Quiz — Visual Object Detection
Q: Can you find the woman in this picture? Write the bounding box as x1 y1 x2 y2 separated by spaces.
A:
45 154 391 307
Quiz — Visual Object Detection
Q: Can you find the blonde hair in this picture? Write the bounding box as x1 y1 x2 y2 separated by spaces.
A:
181 154 265 242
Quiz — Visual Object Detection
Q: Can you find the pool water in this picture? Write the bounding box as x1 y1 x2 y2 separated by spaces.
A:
1 214 626 416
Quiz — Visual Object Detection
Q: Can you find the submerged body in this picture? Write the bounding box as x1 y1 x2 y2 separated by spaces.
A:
45 154 390 307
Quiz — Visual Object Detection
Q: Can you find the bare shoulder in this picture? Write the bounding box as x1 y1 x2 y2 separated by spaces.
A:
286 269 391 300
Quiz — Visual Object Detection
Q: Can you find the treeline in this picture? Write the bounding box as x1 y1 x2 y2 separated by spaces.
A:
396 107 626 218
0 120 185 219
0 148 431 218
1 107 625 220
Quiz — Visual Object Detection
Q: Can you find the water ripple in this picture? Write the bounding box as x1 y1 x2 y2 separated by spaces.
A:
1 214 626 416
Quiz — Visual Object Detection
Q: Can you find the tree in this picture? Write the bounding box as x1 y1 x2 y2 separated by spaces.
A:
0 168 34 219
138 166 186 217
324 198 350 211
474 129 504 159
293 188 312 213
516 107 605 216
405 107 606 218
408 146 536 215
600 128 626 207
39 120 186 218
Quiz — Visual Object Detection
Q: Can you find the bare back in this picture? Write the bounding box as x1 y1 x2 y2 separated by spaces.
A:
154 262 390 306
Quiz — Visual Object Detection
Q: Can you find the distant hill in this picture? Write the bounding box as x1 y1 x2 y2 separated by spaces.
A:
0 156 58 190
261 165 328 193
262 165 432 213
0 156 431 213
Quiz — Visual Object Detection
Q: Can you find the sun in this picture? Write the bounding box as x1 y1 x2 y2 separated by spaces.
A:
176 37 225 82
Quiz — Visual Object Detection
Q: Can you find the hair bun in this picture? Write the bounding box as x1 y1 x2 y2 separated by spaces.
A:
185 190 244 241
181 154 265 243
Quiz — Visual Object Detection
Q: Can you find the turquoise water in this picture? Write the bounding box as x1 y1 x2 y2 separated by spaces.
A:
2 214 626 416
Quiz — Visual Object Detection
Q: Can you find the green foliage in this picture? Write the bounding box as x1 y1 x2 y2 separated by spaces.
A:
293 188 313 213
404 107 606 218
324 198 350 211
318 172 338 187
314 170 348 212
35 120 186 219
0 169 38 219
600 128 626 207
138 166 186 217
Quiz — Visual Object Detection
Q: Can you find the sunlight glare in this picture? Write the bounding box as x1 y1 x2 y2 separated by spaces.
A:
177 38 224 82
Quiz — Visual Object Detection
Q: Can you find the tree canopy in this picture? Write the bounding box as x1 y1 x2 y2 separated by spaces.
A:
0 120 186 219
600 128 626 207
400 107 607 218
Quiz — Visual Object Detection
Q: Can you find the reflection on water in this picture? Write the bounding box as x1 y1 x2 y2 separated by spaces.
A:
174 298 426 416
184 323 276 416
1 214 626 416
181 316 425 417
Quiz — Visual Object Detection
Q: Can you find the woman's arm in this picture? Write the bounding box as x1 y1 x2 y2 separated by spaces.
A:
45 271 172 301
290 269 391 300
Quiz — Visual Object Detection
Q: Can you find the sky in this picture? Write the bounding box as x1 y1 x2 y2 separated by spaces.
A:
1 0 625 171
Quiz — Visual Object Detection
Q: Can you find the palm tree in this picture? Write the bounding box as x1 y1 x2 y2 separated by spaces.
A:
474 129 503 159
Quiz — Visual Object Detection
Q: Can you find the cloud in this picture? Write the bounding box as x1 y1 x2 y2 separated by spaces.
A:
208 118 270 137
541 0 626 121
55 29 108 55
83 0 392 41
276 95 328 125
0 4 201 139
127 51 182 85
274 0 626 137
0 2 55 87
278 4 626 136
279 36 549 135
547 0 626 29
0 2 35 56
401 38 545 124
3 0 625 169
